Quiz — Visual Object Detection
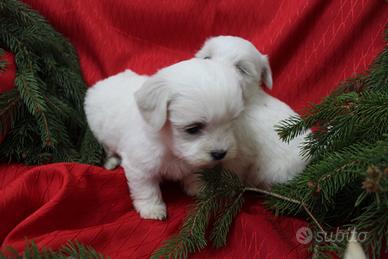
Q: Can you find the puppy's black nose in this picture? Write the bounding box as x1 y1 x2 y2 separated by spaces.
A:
210 150 227 161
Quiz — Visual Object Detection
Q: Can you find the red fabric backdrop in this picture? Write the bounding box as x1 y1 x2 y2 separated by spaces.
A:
0 0 387 258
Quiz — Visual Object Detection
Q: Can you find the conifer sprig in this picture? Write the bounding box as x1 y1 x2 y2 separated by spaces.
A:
153 168 328 259
0 48 6 71
0 240 107 259
0 0 103 165
270 29 388 258
152 168 245 259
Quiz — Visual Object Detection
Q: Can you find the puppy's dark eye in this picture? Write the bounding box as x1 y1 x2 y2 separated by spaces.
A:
204 56 211 59
185 123 204 135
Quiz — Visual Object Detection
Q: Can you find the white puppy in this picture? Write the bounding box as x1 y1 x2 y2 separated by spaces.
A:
84 59 244 219
196 36 310 188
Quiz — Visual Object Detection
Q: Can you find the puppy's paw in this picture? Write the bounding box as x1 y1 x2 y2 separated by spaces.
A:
136 202 167 220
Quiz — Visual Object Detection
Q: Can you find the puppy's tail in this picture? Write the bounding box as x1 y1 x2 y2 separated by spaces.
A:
104 154 121 170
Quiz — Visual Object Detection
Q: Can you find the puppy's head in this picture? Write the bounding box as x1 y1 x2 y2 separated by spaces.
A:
135 59 244 168
196 36 272 92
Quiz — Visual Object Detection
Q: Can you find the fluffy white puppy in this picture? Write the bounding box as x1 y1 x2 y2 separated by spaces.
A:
84 59 244 219
196 36 310 188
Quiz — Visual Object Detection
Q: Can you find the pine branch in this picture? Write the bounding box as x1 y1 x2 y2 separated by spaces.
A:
0 47 6 72
2 28 55 147
0 0 79 66
0 0 103 165
267 138 388 230
353 196 388 259
0 89 20 141
210 192 244 248
61 240 107 259
0 240 107 258
151 202 211 259
277 90 388 161
268 29 388 258
275 114 309 143
153 169 325 258
79 127 104 165
53 67 85 108
151 174 218 259
247 186 326 234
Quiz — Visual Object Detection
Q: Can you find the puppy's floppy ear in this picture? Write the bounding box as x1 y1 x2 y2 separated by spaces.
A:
135 77 171 130
261 55 273 89
235 55 273 89
235 60 259 79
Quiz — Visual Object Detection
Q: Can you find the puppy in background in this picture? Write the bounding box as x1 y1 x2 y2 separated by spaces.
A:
84 59 245 220
196 36 310 188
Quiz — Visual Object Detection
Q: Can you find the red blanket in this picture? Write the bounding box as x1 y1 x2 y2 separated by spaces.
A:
1 1 386 258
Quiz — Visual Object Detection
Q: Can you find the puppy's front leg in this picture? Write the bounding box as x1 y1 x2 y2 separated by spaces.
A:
127 175 167 220
122 162 166 220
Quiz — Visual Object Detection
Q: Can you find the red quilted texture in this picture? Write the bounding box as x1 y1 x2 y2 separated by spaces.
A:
0 0 387 258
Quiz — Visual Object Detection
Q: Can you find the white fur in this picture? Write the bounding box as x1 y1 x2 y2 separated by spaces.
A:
196 36 310 187
84 59 244 219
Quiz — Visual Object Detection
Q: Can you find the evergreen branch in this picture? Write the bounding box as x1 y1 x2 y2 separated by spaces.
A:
275 94 349 145
314 140 386 204
268 139 388 222
0 0 79 67
245 187 326 234
0 47 6 72
210 192 244 248
0 0 103 165
152 169 245 258
306 92 388 159
0 89 20 140
60 240 107 259
52 67 85 111
14 70 46 115
364 31 388 93
311 241 344 259
151 199 211 259
79 127 104 165
44 94 85 127
268 32 388 257
0 0 49 26
277 90 388 160
0 118 35 163
0 59 7 72
275 115 307 143
0 240 108 258
353 198 388 259
153 169 326 257
2 29 55 147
